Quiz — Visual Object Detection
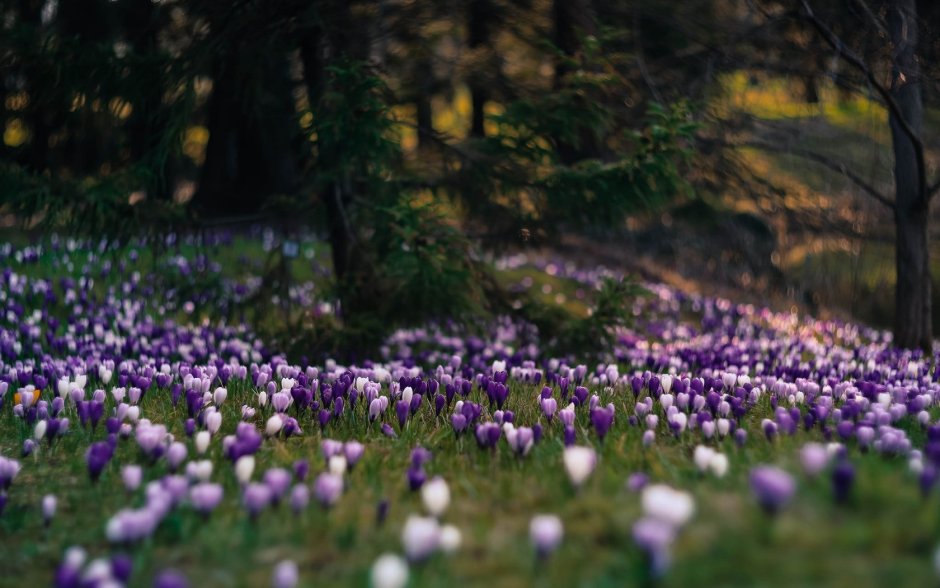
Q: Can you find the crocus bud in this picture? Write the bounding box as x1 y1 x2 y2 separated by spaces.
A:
693 445 715 473
122 464 143 491
33 420 47 441
206 411 222 435
529 514 563 558
421 477 450 517
562 446 597 488
289 484 310 513
213 387 228 406
195 431 211 455
709 453 729 478
235 455 255 485
265 415 283 437
749 466 796 514
187 460 213 483
314 473 343 508
641 484 695 526
370 554 408 588
167 442 188 472
439 524 462 554
190 482 224 515
799 443 829 477
42 494 56 526
272 560 298 588
401 515 441 562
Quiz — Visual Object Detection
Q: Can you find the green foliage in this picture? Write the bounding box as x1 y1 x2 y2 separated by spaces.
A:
0 163 185 243
519 277 647 360
450 32 698 242
311 61 401 196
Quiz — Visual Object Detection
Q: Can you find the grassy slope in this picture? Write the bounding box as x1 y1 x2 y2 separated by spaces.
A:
1 377 937 587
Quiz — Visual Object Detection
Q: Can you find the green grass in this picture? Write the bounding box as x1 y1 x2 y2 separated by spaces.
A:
1 378 938 587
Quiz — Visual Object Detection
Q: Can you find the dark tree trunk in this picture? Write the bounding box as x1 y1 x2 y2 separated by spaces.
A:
122 0 171 201
298 3 364 283
415 58 434 149
888 0 932 350
467 0 490 138
196 46 299 218
552 0 602 164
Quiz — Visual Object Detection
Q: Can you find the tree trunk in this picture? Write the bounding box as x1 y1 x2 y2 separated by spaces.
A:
888 0 932 350
298 4 362 283
467 0 490 138
196 46 299 217
552 0 603 164
415 58 434 149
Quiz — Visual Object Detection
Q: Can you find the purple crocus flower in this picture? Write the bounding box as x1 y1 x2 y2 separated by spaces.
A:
293 459 310 482
407 466 426 491
153 569 189 588
313 473 343 508
21 439 35 457
376 498 390 526
0 457 21 491
243 483 272 519
272 560 299 588
111 554 133 584
451 413 468 435
263 468 292 504
86 441 113 482
189 483 224 515
749 466 796 514
475 423 500 449
507 426 534 456
396 400 410 430
573 386 589 406
563 425 576 447
411 446 433 468
832 460 855 504
541 397 558 422
529 514 563 558
591 406 614 441
290 484 310 513
632 516 675 576
381 423 397 438
344 442 365 468
627 472 649 492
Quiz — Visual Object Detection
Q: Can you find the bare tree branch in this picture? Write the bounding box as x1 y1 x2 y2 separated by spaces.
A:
703 136 896 210
798 0 928 204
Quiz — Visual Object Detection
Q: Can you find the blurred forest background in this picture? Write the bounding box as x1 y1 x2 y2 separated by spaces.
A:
2 0 940 354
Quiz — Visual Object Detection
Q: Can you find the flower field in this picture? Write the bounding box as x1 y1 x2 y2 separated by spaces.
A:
1 235 938 587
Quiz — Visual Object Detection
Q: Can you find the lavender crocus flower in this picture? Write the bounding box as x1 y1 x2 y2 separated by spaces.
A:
313 473 343 508
344 441 365 468
289 484 310 513
832 460 855 504
153 569 189 588
632 516 676 576
189 483 224 515
122 465 143 492
263 468 292 503
86 441 113 482
749 466 796 514
243 483 272 518
42 494 56 526
506 426 534 456
529 514 563 558
0 456 21 490
272 560 299 588
401 515 441 562
591 406 614 441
